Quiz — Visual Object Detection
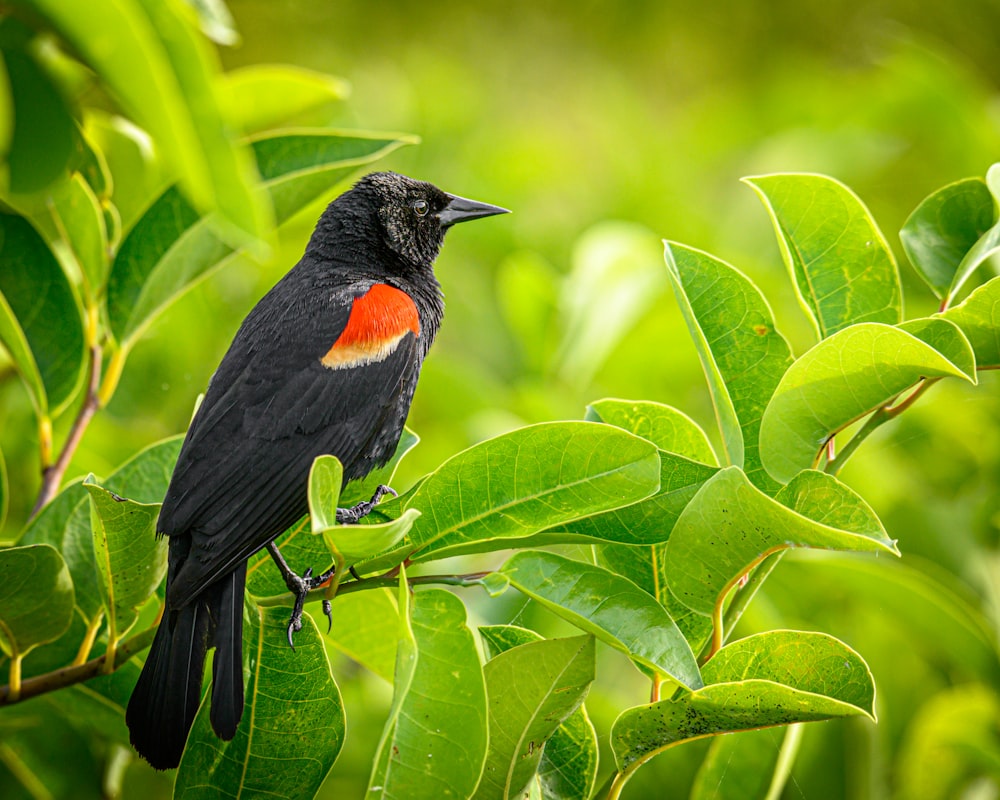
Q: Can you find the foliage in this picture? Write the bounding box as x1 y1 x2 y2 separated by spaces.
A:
2 2 1000 800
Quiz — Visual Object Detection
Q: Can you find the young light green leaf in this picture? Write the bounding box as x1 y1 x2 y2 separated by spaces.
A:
0 213 85 416
358 423 661 569
0 544 74 659
691 726 802 800
667 467 896 616
586 398 717 465
501 551 702 689
759 323 974 482
945 163 1000 304
85 480 166 642
308 454 343 533
326 589 399 682
184 0 240 46
900 177 995 299
474 636 596 800
664 242 793 493
478 625 599 800
611 631 875 772
898 317 977 379
223 64 350 134
46 172 108 300
940 275 1000 368
107 130 414 346
175 606 345 799
368 589 488 799
744 173 902 337
30 0 264 242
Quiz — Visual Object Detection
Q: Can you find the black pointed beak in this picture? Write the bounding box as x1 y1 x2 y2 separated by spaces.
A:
437 193 510 226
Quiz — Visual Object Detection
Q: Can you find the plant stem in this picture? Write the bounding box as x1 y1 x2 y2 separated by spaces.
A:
31 343 103 516
255 570 491 608
72 612 105 666
0 624 156 706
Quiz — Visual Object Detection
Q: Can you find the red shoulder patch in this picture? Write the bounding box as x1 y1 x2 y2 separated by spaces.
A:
322 284 421 370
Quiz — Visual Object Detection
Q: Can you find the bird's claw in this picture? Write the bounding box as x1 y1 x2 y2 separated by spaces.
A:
335 484 397 524
322 599 332 633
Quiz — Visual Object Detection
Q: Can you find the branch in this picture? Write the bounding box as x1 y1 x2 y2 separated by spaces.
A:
0 625 156 706
31 343 102 516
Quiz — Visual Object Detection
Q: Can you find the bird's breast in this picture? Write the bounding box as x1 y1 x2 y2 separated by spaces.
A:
321 283 421 370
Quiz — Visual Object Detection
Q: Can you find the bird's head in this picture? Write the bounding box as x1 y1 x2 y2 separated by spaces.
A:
346 172 509 266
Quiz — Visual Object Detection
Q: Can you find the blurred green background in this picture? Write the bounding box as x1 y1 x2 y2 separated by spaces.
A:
3 0 1000 797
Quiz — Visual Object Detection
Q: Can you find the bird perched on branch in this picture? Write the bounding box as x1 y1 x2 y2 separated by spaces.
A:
126 172 508 770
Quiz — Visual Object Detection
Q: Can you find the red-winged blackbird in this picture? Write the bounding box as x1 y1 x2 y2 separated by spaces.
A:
126 172 508 770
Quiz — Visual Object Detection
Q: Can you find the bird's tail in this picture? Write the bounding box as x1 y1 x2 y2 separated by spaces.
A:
126 564 246 770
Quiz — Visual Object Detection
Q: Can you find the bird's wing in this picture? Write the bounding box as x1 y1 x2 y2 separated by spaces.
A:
161 274 422 605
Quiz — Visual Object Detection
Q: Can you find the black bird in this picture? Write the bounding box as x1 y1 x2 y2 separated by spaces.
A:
126 172 508 770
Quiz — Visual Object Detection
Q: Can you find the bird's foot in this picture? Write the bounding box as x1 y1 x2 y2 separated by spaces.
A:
335 484 397 524
266 544 338 647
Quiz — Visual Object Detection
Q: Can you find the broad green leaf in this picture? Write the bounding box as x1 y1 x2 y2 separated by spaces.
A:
368 588 488 799
745 173 902 337
30 0 266 244
107 130 414 346
759 323 974 482
324 510 420 566
46 172 107 299
542 451 717 545
85 480 166 642
898 317 976 379
474 636 596 800
691 726 802 800
611 631 875 772
326 589 398 682
391 422 660 564
900 177 995 299
555 222 665 385
479 625 599 800
340 426 418 507
664 242 793 493
945 163 1000 303
224 64 350 134
666 467 897 616
0 213 85 415
586 398 717 465
0 19 77 194
501 551 702 689
175 606 345 799
0 544 74 658
940 275 1000 368
897 684 1000 800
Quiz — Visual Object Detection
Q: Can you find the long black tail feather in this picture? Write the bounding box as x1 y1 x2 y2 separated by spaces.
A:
126 565 247 770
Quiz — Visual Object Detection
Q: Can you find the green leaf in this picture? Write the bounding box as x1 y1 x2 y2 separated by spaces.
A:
501 551 702 689
107 129 414 346
611 631 875 772
0 544 74 658
368 588 488 799
307 454 343 533
0 446 6 532
945 163 1000 303
0 19 77 194
46 172 108 300
586 397 717 465
392 422 660 564
898 317 977 379
940 275 1000 368
30 0 267 244
0 213 85 416
326 589 398 682
664 242 793 493
175 605 345 798
744 173 902 337
666 467 897 616
758 323 974 482
223 64 350 134
900 177 995 299
479 625 599 800
184 0 240 46
474 635 596 800
84 479 166 643
691 726 802 800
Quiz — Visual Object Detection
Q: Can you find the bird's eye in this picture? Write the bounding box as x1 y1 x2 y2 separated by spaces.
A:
413 199 429 217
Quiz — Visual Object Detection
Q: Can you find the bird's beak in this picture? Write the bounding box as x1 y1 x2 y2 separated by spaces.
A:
437 193 510 227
